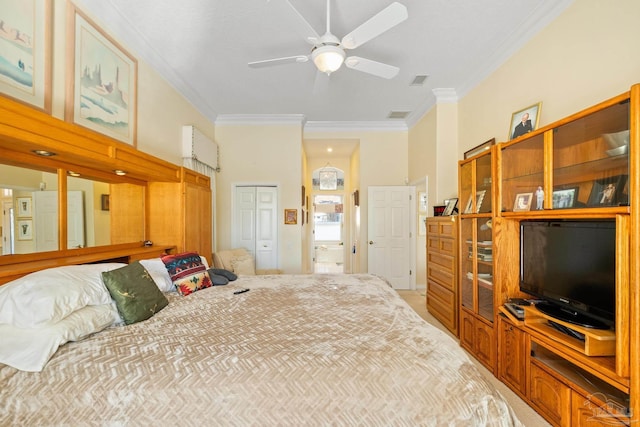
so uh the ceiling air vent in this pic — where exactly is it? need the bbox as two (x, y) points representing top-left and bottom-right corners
(410, 75), (429, 86)
(388, 111), (410, 119)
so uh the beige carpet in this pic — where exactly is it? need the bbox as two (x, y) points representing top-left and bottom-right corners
(397, 289), (551, 427)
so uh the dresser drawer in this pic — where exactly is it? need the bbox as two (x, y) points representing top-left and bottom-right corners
(437, 220), (456, 238)
(427, 280), (456, 332)
(428, 264), (455, 291)
(427, 251), (456, 273)
(438, 238), (456, 256)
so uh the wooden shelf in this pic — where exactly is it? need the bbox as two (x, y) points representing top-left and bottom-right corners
(523, 305), (615, 356)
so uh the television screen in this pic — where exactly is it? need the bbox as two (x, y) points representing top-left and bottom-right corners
(519, 219), (616, 329)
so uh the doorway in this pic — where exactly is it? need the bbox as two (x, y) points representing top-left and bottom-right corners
(313, 194), (344, 273)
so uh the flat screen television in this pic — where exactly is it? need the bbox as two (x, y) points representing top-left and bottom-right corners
(519, 219), (616, 330)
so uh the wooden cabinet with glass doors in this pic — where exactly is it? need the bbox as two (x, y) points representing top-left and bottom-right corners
(458, 149), (496, 372)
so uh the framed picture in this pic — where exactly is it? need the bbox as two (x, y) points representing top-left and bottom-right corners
(301, 209), (305, 226)
(463, 194), (474, 214)
(509, 102), (542, 140)
(588, 174), (628, 206)
(464, 138), (495, 159)
(284, 209), (297, 225)
(475, 190), (486, 212)
(442, 198), (458, 216)
(463, 191), (485, 214)
(66, 4), (138, 146)
(552, 187), (579, 209)
(301, 185), (305, 206)
(513, 192), (533, 212)
(101, 194), (110, 211)
(0, 0), (52, 113)
(16, 197), (32, 217)
(418, 192), (428, 212)
(17, 219), (33, 240)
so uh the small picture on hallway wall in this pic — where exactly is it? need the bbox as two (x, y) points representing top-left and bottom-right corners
(284, 209), (297, 225)
(509, 103), (541, 140)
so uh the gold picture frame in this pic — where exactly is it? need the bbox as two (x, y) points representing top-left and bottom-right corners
(509, 102), (542, 140)
(66, 3), (138, 146)
(284, 209), (297, 225)
(0, 0), (52, 113)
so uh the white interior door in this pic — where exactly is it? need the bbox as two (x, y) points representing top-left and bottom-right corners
(233, 186), (278, 270)
(2, 201), (13, 255)
(34, 191), (85, 251)
(367, 186), (415, 289)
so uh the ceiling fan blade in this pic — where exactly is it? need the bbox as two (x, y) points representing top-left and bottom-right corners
(341, 2), (408, 49)
(344, 56), (399, 79)
(248, 55), (309, 68)
(270, 0), (320, 45)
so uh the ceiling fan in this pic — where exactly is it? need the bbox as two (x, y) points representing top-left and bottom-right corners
(249, 0), (408, 79)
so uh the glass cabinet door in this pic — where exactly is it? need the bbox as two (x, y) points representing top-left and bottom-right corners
(552, 101), (629, 209)
(475, 218), (493, 322)
(460, 218), (474, 311)
(501, 134), (544, 213)
(475, 153), (492, 214)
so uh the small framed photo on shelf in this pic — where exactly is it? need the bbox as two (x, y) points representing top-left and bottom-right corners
(513, 192), (533, 212)
(587, 174), (628, 206)
(509, 102), (542, 140)
(464, 138), (495, 159)
(463, 191), (486, 214)
(442, 198), (458, 216)
(552, 187), (579, 209)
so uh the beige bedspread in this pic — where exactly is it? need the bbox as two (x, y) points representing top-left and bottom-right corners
(1, 274), (522, 426)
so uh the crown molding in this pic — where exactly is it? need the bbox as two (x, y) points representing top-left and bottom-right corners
(215, 114), (306, 126)
(432, 88), (458, 104)
(304, 121), (408, 133)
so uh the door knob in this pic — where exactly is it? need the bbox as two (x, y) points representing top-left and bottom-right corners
(369, 240), (374, 245)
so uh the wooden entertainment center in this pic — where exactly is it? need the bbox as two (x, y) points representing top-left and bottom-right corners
(453, 83), (640, 426)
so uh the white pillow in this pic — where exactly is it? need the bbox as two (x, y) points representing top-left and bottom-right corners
(0, 303), (118, 372)
(140, 256), (209, 293)
(0, 263), (125, 328)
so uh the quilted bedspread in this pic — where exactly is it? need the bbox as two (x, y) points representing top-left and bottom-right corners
(0, 274), (522, 426)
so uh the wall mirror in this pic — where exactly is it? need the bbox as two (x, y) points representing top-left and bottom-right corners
(0, 163), (145, 256)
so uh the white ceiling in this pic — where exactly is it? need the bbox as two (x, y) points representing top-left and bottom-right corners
(76, 0), (572, 133)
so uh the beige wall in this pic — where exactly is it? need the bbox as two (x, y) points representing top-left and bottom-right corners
(215, 124), (303, 273)
(459, 0), (640, 154)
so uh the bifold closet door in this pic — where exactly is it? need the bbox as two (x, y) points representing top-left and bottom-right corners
(234, 186), (278, 270)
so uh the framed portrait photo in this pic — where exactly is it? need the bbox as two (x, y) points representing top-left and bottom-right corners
(509, 102), (541, 140)
(66, 4), (137, 146)
(513, 192), (533, 212)
(0, 0), (52, 112)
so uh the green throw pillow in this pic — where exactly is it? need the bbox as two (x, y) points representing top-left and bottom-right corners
(102, 261), (169, 325)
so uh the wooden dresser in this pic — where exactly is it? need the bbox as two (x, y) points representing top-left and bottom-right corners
(426, 216), (459, 336)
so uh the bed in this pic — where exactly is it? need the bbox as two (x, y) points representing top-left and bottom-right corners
(0, 260), (522, 426)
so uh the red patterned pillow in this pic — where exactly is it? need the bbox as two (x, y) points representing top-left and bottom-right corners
(161, 252), (212, 296)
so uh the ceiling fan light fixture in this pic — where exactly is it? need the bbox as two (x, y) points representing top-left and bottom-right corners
(312, 45), (345, 74)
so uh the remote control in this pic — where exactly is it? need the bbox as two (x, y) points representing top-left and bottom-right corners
(233, 288), (250, 294)
(504, 302), (525, 320)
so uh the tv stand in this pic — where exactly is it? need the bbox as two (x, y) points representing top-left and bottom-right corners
(535, 301), (609, 330)
(522, 305), (616, 357)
